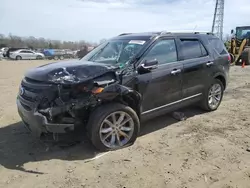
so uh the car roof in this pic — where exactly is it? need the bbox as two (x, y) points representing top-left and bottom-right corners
(112, 31), (216, 40)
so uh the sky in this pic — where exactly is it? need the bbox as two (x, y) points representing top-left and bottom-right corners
(0, 0), (250, 43)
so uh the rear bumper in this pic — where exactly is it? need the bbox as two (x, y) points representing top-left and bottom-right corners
(17, 96), (74, 137)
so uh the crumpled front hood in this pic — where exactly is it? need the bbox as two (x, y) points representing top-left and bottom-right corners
(25, 60), (117, 84)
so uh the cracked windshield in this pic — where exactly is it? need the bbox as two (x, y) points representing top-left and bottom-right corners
(1, 0), (250, 188)
(83, 39), (147, 68)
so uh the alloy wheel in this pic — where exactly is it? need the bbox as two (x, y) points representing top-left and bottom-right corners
(99, 111), (134, 149)
(208, 83), (222, 109)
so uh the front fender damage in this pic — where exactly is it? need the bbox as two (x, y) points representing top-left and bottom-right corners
(34, 71), (141, 135)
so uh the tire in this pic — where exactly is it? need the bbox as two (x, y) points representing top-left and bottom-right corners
(54, 56), (59, 60)
(36, 55), (43, 60)
(241, 48), (250, 65)
(87, 103), (140, 152)
(200, 79), (224, 111)
(16, 56), (22, 60)
(59, 56), (64, 60)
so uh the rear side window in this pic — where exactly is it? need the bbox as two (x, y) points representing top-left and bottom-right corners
(180, 39), (208, 60)
(21, 50), (33, 53)
(208, 38), (227, 55)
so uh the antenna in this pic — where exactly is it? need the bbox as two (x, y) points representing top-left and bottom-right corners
(212, 0), (225, 40)
(193, 25), (197, 32)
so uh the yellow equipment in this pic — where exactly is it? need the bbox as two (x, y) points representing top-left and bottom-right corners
(229, 26), (250, 65)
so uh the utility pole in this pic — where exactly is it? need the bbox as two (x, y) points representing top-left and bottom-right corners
(212, 0), (225, 40)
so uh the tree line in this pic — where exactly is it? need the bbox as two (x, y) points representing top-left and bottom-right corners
(0, 33), (100, 50)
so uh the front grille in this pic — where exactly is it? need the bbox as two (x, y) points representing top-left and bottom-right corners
(20, 101), (32, 111)
(22, 85), (42, 93)
(20, 77), (57, 106)
(21, 94), (35, 102)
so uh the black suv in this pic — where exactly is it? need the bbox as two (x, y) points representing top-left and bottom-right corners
(17, 31), (230, 151)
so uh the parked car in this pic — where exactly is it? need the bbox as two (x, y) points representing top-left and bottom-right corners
(42, 49), (75, 60)
(5, 47), (29, 58)
(10, 49), (45, 60)
(17, 31), (230, 151)
(0, 51), (3, 60)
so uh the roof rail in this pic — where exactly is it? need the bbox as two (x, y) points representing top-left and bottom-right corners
(194, 31), (214, 35)
(118, 33), (133, 36)
(160, 30), (171, 35)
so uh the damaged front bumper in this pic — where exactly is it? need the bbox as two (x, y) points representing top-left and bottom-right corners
(17, 96), (74, 137)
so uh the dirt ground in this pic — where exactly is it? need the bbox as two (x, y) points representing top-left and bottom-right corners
(0, 59), (250, 188)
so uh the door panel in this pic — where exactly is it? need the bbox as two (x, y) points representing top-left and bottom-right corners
(177, 38), (212, 98)
(138, 62), (183, 114)
(19, 51), (28, 59)
(181, 56), (211, 98)
(134, 37), (183, 114)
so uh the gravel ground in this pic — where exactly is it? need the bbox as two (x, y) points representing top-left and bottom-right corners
(0, 60), (250, 188)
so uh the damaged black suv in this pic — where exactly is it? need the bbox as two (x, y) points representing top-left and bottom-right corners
(17, 31), (230, 151)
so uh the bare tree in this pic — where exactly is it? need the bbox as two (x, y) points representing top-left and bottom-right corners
(0, 33), (95, 50)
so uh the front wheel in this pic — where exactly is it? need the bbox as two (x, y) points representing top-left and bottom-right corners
(200, 79), (224, 111)
(87, 103), (140, 152)
(16, 56), (22, 60)
(36, 55), (43, 60)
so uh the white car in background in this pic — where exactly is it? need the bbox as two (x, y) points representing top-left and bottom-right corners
(10, 49), (45, 60)
(0, 51), (3, 60)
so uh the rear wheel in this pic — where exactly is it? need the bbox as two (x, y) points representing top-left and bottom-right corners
(200, 79), (224, 111)
(16, 56), (22, 60)
(87, 103), (140, 151)
(54, 56), (59, 60)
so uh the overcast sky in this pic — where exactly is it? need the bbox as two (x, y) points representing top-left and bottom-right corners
(0, 0), (249, 43)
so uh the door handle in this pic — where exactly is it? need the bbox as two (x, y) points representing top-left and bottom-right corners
(206, 61), (214, 66)
(171, 69), (181, 75)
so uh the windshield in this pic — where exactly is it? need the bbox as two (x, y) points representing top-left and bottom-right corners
(81, 39), (147, 67)
(236, 27), (250, 39)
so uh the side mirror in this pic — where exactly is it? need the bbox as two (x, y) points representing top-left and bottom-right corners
(140, 59), (158, 70)
(231, 29), (234, 34)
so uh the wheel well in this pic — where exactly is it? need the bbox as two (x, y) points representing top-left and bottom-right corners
(121, 94), (141, 117)
(215, 75), (226, 89)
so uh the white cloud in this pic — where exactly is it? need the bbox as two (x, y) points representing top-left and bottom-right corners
(0, 0), (249, 42)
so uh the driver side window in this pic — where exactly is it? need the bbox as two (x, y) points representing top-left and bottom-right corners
(143, 39), (177, 65)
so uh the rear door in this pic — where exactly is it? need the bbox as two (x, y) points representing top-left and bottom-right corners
(25, 50), (36, 59)
(176, 37), (212, 99)
(19, 50), (29, 59)
(136, 37), (183, 115)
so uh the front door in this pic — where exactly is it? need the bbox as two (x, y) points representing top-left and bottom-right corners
(136, 37), (183, 116)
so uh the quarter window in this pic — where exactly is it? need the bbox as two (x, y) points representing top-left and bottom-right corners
(143, 39), (177, 65)
(208, 38), (227, 55)
(180, 39), (208, 60)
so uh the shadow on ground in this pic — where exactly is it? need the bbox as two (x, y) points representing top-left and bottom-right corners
(0, 106), (206, 174)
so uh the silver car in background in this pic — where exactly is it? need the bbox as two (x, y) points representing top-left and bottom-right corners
(9, 49), (45, 60)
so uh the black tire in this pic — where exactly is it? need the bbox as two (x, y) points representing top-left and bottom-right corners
(16, 56), (22, 60)
(54, 56), (59, 60)
(59, 56), (64, 60)
(36, 55), (43, 60)
(200, 79), (224, 111)
(87, 103), (140, 152)
(241, 48), (250, 65)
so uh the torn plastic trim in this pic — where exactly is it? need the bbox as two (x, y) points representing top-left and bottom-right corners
(34, 111), (74, 133)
